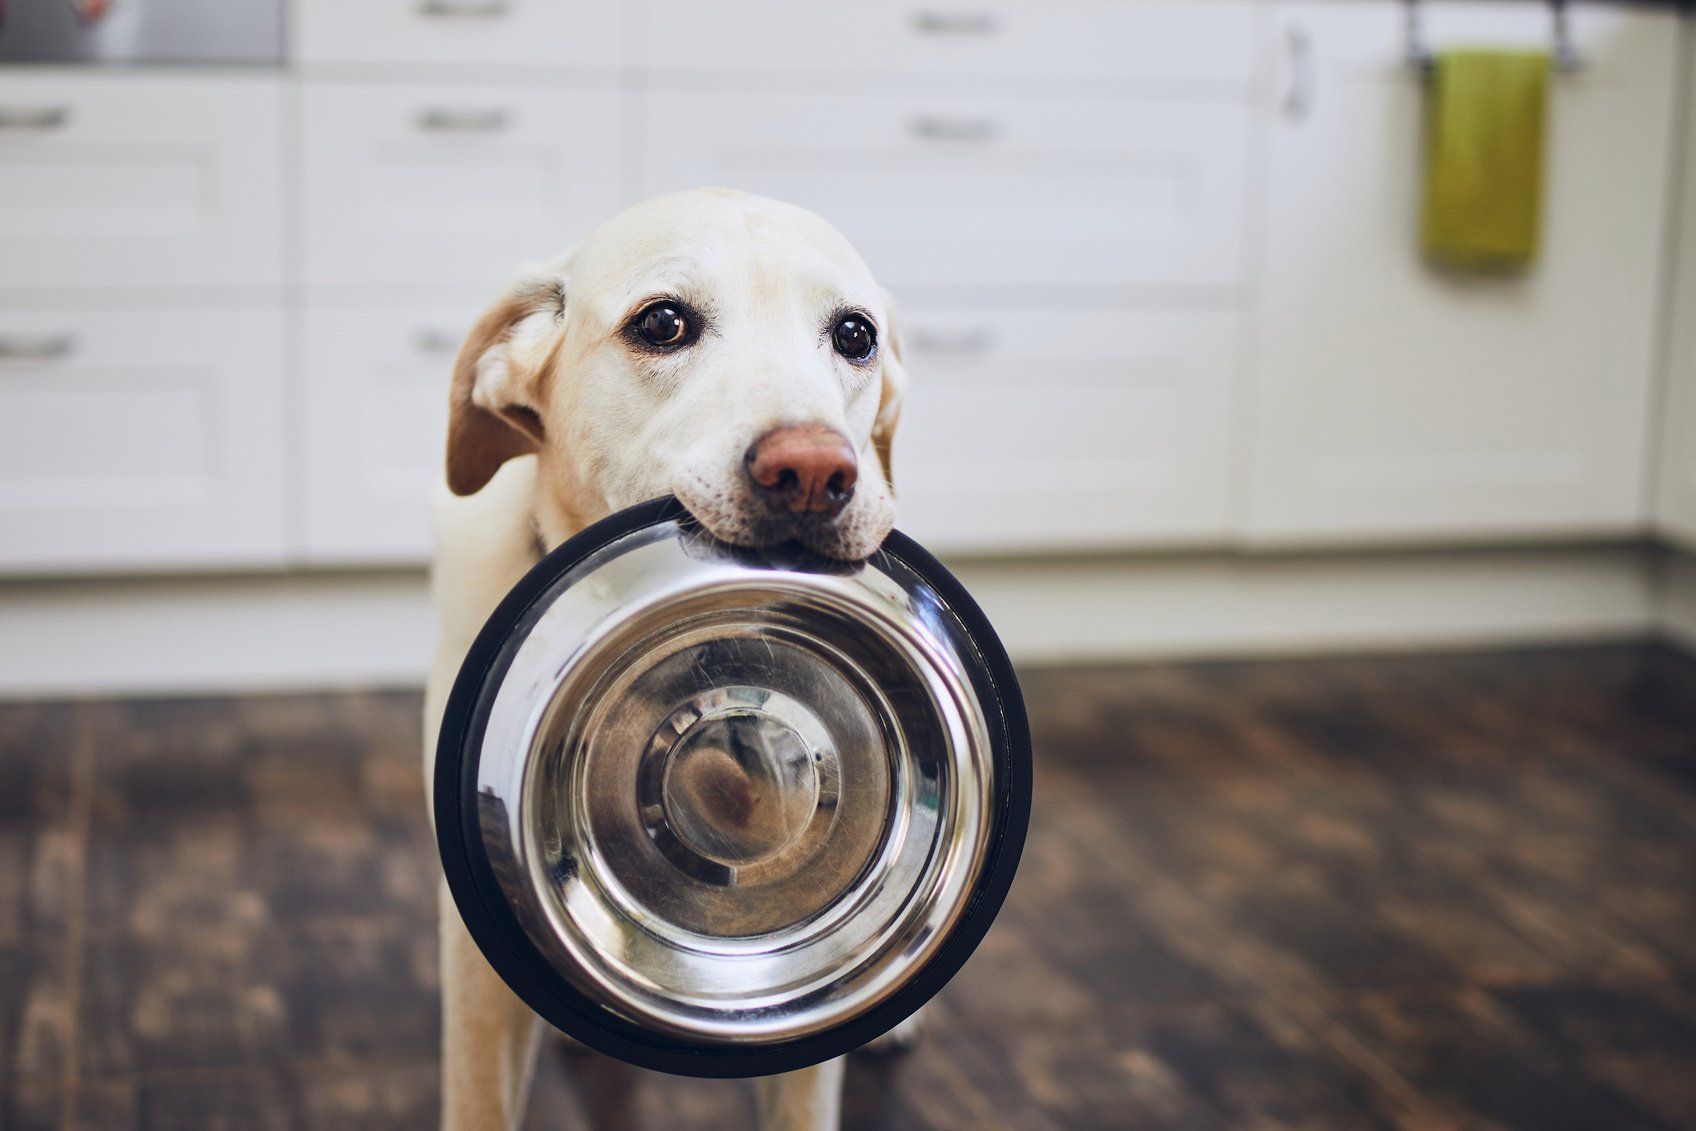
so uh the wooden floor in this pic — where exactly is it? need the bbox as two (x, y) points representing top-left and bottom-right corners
(2, 643), (1695, 1130)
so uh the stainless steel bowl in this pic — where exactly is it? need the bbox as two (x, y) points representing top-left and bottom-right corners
(435, 497), (1029, 1077)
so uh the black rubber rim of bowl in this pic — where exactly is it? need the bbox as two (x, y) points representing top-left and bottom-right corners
(434, 496), (1032, 1079)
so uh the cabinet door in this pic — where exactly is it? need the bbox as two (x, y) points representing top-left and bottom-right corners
(301, 309), (465, 564)
(892, 308), (1238, 552)
(0, 311), (287, 573)
(294, 0), (621, 71)
(637, 91), (1251, 293)
(0, 73), (281, 289)
(636, 0), (1254, 89)
(1245, 3), (1678, 544)
(1653, 21), (1696, 554)
(300, 83), (622, 289)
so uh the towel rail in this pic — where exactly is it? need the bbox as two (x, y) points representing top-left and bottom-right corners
(1404, 0), (1582, 74)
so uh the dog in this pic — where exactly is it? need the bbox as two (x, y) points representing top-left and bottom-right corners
(422, 188), (910, 1130)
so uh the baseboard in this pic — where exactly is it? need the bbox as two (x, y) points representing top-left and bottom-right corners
(0, 543), (1668, 699)
(0, 570), (435, 700)
(952, 544), (1658, 665)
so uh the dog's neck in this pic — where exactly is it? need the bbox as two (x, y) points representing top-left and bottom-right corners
(526, 459), (606, 563)
(526, 515), (549, 563)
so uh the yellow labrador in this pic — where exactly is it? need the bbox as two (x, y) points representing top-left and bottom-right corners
(423, 188), (909, 1131)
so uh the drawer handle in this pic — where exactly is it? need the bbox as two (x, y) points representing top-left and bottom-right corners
(416, 107), (510, 133)
(1283, 25), (1315, 121)
(414, 329), (463, 354)
(911, 10), (1000, 36)
(908, 327), (994, 355)
(0, 106), (70, 130)
(0, 334), (76, 361)
(909, 114), (1000, 143)
(416, 0), (509, 16)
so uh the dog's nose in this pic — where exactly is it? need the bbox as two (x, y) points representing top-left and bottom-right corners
(745, 425), (858, 519)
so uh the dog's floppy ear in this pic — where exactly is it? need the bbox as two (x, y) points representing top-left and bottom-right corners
(445, 255), (572, 496)
(872, 288), (908, 492)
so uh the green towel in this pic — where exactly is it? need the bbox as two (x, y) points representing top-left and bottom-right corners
(1420, 50), (1551, 272)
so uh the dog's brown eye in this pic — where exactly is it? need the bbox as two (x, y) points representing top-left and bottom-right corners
(832, 316), (876, 362)
(635, 303), (690, 348)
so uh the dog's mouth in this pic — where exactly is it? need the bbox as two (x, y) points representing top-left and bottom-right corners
(698, 509), (873, 563)
(672, 477), (889, 565)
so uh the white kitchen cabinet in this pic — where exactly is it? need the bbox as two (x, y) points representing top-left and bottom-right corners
(299, 82), (622, 289)
(636, 0), (1255, 90)
(1663, 331), (1696, 553)
(638, 90), (1253, 294)
(0, 72), (282, 290)
(300, 308), (467, 564)
(294, 0), (622, 72)
(1653, 20), (1696, 555)
(893, 308), (1239, 552)
(297, 301), (1246, 563)
(0, 310), (287, 573)
(1244, 2), (1679, 545)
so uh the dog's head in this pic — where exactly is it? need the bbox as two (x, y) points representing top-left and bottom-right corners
(445, 188), (906, 562)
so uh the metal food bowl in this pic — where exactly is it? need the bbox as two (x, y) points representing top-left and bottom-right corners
(435, 497), (1030, 1078)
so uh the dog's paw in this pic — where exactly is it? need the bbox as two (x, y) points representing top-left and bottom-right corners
(855, 1011), (924, 1058)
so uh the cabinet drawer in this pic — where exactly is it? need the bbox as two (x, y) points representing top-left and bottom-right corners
(891, 308), (1238, 552)
(301, 309), (464, 564)
(294, 0), (622, 70)
(301, 83), (622, 288)
(637, 0), (1255, 88)
(639, 92), (1251, 292)
(0, 310), (287, 573)
(0, 74), (282, 290)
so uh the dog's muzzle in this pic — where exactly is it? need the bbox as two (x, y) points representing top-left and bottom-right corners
(434, 497), (1030, 1078)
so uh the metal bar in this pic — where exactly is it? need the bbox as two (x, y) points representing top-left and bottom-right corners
(0, 106), (70, 130)
(910, 11), (999, 36)
(907, 327), (995, 355)
(416, 0), (508, 17)
(0, 334), (76, 361)
(416, 107), (510, 132)
(414, 330), (463, 355)
(909, 114), (1000, 143)
(1405, 0), (1583, 75)
(1551, 0), (1581, 70)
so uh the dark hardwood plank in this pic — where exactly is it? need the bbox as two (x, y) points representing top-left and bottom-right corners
(0, 1076), (62, 1131)
(0, 940), (71, 1089)
(0, 703), (77, 945)
(76, 919), (439, 1079)
(1331, 982), (1696, 1131)
(1, 645), (1694, 1129)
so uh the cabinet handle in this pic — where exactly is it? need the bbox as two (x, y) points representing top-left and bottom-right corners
(911, 10), (1000, 36)
(1283, 25), (1314, 121)
(908, 327), (994, 355)
(416, 0), (508, 16)
(416, 107), (509, 133)
(0, 106), (70, 130)
(0, 334), (76, 361)
(414, 329), (463, 354)
(909, 114), (1001, 143)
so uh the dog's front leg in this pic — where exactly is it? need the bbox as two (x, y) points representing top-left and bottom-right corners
(754, 1058), (847, 1131)
(440, 884), (544, 1131)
